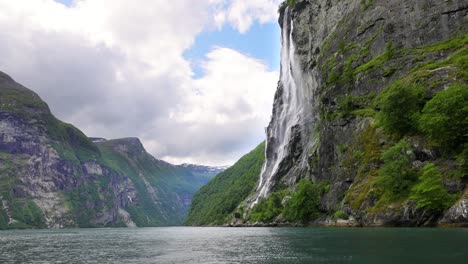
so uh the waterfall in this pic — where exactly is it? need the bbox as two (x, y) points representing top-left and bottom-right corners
(252, 6), (313, 205)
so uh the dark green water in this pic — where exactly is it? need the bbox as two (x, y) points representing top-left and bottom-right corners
(0, 227), (466, 263)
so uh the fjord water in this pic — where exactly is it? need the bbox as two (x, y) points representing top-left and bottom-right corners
(1, 227), (467, 263)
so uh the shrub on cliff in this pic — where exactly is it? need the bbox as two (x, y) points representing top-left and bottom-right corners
(419, 84), (467, 150)
(375, 81), (426, 137)
(410, 163), (455, 212)
(377, 139), (417, 198)
(283, 180), (321, 223)
(250, 190), (289, 222)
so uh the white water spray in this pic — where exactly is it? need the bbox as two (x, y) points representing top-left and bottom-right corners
(252, 7), (317, 205)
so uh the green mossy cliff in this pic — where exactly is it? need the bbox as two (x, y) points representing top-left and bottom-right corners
(0, 72), (215, 229)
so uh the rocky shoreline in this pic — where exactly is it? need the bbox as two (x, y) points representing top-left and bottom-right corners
(223, 220), (468, 228)
(223, 199), (468, 228)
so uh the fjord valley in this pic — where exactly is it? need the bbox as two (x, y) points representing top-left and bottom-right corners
(1, 0), (467, 263)
(0, 0), (467, 231)
(0, 71), (225, 229)
(187, 0), (468, 227)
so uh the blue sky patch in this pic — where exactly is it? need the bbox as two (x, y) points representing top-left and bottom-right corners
(53, 0), (281, 78)
(184, 21), (281, 78)
(55, 0), (73, 7)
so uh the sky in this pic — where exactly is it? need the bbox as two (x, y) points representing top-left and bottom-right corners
(0, 0), (282, 166)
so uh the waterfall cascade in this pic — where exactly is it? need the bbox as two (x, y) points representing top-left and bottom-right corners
(252, 7), (317, 205)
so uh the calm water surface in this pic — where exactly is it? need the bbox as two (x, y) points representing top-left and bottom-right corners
(0, 227), (467, 263)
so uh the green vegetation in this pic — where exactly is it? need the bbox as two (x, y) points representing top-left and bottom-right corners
(0, 85), (49, 117)
(184, 30), (467, 226)
(326, 68), (340, 86)
(287, 0), (296, 6)
(60, 138), (213, 227)
(10, 200), (46, 228)
(0, 81), (100, 163)
(250, 189), (289, 222)
(419, 84), (468, 149)
(283, 180), (321, 223)
(2, 6), (467, 230)
(407, 34), (468, 71)
(0, 198), (46, 229)
(322, 32), (386, 89)
(322, 33), (467, 97)
(355, 41), (394, 75)
(332, 210), (349, 220)
(99, 142), (167, 226)
(97, 139), (208, 227)
(321, 32), (338, 57)
(2, 76), (210, 228)
(375, 81), (426, 137)
(343, 125), (383, 210)
(185, 142), (265, 225)
(377, 140), (416, 199)
(46, 117), (100, 162)
(0, 147), (47, 229)
(66, 177), (124, 228)
(249, 179), (325, 224)
(360, 0), (376, 11)
(278, 0), (296, 13)
(410, 163), (456, 212)
(348, 36), (468, 212)
(323, 93), (376, 121)
(341, 45), (467, 210)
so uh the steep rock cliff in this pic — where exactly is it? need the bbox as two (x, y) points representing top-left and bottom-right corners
(250, 0), (468, 226)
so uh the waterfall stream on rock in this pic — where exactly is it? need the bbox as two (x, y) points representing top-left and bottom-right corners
(253, 7), (309, 204)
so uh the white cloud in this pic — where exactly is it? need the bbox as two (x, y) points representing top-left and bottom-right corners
(162, 47), (278, 165)
(214, 0), (283, 33)
(0, 0), (279, 165)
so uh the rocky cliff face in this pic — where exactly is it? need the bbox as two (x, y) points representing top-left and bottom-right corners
(0, 72), (214, 229)
(248, 0), (467, 226)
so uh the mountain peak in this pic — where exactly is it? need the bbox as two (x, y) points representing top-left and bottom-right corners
(97, 137), (146, 156)
(0, 71), (51, 117)
(0, 71), (36, 93)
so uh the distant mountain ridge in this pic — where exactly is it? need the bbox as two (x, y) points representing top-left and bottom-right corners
(178, 163), (229, 178)
(0, 71), (218, 229)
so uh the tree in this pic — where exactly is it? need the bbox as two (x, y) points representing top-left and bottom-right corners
(378, 140), (417, 197)
(283, 180), (321, 223)
(419, 84), (468, 149)
(410, 163), (455, 212)
(375, 81), (426, 137)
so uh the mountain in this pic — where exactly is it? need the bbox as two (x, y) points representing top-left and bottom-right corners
(188, 0), (467, 227)
(0, 72), (212, 229)
(178, 164), (229, 179)
(185, 142), (264, 226)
